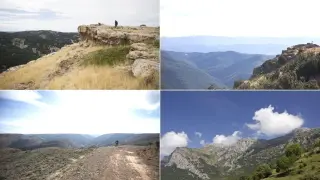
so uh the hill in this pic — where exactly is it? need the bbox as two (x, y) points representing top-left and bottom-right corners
(0, 133), (159, 150)
(161, 128), (320, 180)
(235, 43), (320, 89)
(161, 51), (226, 89)
(0, 31), (79, 72)
(0, 24), (160, 89)
(161, 50), (272, 88)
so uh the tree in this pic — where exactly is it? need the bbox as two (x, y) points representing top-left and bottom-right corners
(285, 143), (302, 161)
(276, 156), (291, 172)
(252, 164), (272, 180)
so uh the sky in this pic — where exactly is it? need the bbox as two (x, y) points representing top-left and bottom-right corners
(160, 91), (320, 156)
(0, 90), (160, 134)
(0, 0), (159, 32)
(161, 0), (320, 37)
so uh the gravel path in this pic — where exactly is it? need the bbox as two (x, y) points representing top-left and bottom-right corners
(47, 146), (155, 180)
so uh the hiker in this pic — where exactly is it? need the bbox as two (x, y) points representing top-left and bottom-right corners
(115, 140), (119, 146)
(115, 20), (118, 28)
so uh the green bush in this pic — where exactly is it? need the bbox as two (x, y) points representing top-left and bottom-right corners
(277, 156), (291, 172)
(251, 164), (272, 180)
(285, 143), (303, 159)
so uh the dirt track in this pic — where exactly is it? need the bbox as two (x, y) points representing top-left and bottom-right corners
(46, 146), (158, 180)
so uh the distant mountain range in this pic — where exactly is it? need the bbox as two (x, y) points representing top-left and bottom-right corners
(161, 128), (320, 180)
(161, 50), (273, 89)
(161, 36), (320, 55)
(0, 133), (159, 150)
(0, 30), (79, 72)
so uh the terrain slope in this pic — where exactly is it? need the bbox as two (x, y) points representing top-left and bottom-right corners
(235, 43), (320, 89)
(0, 145), (159, 180)
(0, 24), (159, 89)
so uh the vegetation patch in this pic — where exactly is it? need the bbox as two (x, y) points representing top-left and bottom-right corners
(82, 46), (130, 66)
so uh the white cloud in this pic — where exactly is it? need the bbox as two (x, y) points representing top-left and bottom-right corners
(0, 0), (159, 32)
(246, 105), (304, 137)
(213, 131), (241, 146)
(0, 90), (48, 108)
(0, 90), (160, 134)
(161, 0), (320, 37)
(161, 131), (188, 156)
(200, 140), (206, 146)
(195, 131), (202, 138)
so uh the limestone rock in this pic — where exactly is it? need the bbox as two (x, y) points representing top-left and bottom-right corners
(132, 59), (159, 78)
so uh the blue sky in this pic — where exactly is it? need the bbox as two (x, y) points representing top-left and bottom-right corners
(161, 0), (320, 37)
(0, 90), (160, 134)
(0, 0), (159, 32)
(160, 91), (320, 156)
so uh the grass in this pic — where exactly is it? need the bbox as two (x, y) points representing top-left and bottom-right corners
(47, 65), (158, 90)
(264, 153), (320, 180)
(82, 46), (131, 66)
(0, 43), (159, 90)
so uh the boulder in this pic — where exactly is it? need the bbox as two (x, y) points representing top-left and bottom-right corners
(132, 59), (159, 78)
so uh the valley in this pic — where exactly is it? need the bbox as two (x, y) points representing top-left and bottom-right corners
(0, 133), (159, 180)
(161, 42), (320, 90)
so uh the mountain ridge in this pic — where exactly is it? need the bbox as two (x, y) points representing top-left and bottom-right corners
(161, 128), (320, 180)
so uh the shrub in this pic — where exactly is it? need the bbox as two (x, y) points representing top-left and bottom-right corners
(252, 164), (272, 179)
(277, 156), (291, 172)
(285, 143), (303, 159)
(297, 169), (304, 174)
(312, 165), (316, 170)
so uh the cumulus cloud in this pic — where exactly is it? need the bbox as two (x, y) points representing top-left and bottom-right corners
(195, 131), (202, 138)
(161, 131), (188, 156)
(246, 105), (304, 137)
(212, 131), (241, 146)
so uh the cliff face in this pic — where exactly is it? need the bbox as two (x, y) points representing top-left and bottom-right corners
(77, 24), (159, 45)
(0, 24), (160, 90)
(234, 43), (320, 89)
(161, 128), (320, 180)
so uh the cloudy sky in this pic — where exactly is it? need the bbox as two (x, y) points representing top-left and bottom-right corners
(0, 90), (160, 134)
(161, 91), (320, 157)
(161, 0), (320, 37)
(0, 0), (159, 32)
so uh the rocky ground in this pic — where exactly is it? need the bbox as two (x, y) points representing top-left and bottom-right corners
(234, 43), (320, 89)
(0, 145), (159, 180)
(0, 24), (159, 90)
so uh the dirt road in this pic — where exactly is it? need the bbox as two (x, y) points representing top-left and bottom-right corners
(47, 146), (158, 180)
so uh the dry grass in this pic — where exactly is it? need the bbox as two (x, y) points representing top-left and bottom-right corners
(47, 65), (157, 90)
(0, 43), (159, 90)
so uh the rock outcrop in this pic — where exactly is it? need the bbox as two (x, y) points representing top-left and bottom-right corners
(252, 43), (320, 78)
(78, 24), (159, 45)
(235, 43), (320, 89)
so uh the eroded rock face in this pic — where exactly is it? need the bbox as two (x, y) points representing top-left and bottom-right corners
(77, 24), (159, 45)
(252, 43), (320, 78)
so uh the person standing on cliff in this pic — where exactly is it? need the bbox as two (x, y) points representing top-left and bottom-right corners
(115, 20), (118, 28)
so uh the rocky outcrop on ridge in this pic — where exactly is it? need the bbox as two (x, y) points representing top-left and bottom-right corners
(234, 43), (320, 89)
